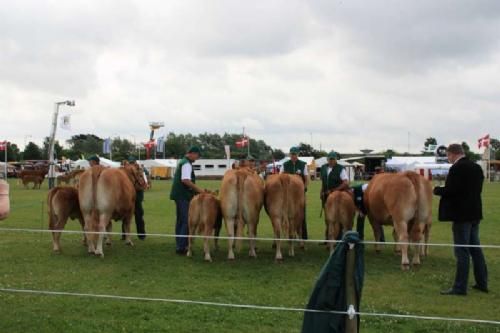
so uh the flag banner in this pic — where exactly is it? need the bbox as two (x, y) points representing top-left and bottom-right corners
(478, 134), (490, 149)
(60, 114), (71, 130)
(224, 145), (230, 159)
(156, 137), (164, 153)
(143, 140), (155, 149)
(235, 137), (248, 148)
(0, 141), (7, 152)
(103, 138), (112, 154)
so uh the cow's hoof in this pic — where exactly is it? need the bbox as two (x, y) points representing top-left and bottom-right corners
(125, 241), (134, 247)
(401, 263), (410, 271)
(227, 253), (235, 260)
(105, 242), (112, 246)
(204, 255), (212, 262)
(275, 257), (283, 263)
(52, 249), (61, 254)
(94, 251), (104, 258)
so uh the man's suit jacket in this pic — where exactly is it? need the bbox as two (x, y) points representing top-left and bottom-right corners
(434, 157), (484, 222)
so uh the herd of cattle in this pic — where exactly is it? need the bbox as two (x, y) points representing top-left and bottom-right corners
(47, 164), (433, 269)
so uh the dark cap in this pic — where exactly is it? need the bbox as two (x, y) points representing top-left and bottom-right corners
(187, 146), (201, 155)
(128, 156), (137, 163)
(289, 147), (299, 154)
(327, 151), (338, 160)
(87, 155), (100, 163)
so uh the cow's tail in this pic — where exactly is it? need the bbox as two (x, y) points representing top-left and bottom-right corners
(236, 171), (246, 232)
(404, 171), (424, 223)
(279, 174), (290, 237)
(90, 166), (104, 229)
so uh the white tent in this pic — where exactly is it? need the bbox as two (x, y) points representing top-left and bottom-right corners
(139, 159), (178, 168)
(73, 157), (121, 169)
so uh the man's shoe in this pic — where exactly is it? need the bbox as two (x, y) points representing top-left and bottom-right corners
(472, 285), (489, 293)
(175, 249), (187, 255)
(440, 288), (466, 296)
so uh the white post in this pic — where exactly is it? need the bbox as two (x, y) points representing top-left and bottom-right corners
(4, 143), (7, 180)
(48, 103), (60, 189)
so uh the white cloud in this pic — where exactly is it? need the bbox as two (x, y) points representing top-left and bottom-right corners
(1, 0), (499, 154)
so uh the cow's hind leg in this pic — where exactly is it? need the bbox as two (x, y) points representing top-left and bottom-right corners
(203, 225), (213, 262)
(122, 216), (134, 247)
(393, 221), (410, 270)
(105, 223), (113, 246)
(248, 222), (257, 258)
(94, 215), (109, 257)
(410, 221), (424, 267)
(225, 218), (236, 260)
(271, 217), (283, 261)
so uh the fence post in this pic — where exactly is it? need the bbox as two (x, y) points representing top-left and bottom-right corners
(345, 242), (358, 332)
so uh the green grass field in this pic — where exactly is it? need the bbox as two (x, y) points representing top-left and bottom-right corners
(0, 179), (499, 333)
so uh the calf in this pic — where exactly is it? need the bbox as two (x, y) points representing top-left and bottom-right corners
(187, 191), (222, 262)
(324, 190), (356, 254)
(47, 186), (85, 252)
(264, 173), (305, 260)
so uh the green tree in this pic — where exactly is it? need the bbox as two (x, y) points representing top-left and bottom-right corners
(424, 137), (437, 148)
(23, 142), (43, 160)
(5, 143), (20, 162)
(272, 149), (285, 160)
(384, 149), (397, 159)
(461, 141), (480, 162)
(490, 138), (500, 160)
(66, 134), (103, 159)
(42, 137), (64, 160)
(110, 137), (135, 161)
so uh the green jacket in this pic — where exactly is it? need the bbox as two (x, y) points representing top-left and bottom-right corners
(283, 159), (307, 182)
(170, 157), (196, 201)
(302, 231), (364, 333)
(320, 164), (344, 191)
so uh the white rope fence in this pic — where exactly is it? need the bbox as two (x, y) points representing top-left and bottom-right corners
(1, 227), (500, 249)
(0, 287), (499, 326)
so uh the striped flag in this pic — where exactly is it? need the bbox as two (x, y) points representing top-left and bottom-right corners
(0, 141), (7, 152)
(156, 137), (165, 153)
(103, 138), (112, 154)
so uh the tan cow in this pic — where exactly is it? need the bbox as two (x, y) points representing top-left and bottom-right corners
(364, 171), (432, 269)
(0, 180), (10, 220)
(220, 167), (264, 260)
(264, 173), (305, 260)
(78, 165), (138, 257)
(47, 186), (85, 252)
(187, 191), (222, 262)
(324, 190), (356, 254)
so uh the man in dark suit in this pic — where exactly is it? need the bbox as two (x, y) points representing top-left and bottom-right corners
(434, 144), (488, 295)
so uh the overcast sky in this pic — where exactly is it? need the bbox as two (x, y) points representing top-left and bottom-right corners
(1, 0), (499, 154)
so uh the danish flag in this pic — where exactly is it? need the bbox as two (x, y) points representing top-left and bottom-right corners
(235, 137), (248, 148)
(478, 134), (490, 149)
(0, 141), (7, 152)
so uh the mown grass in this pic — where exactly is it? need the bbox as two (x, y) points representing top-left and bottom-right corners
(0, 178), (499, 333)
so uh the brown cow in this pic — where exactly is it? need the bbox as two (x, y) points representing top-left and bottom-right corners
(324, 190), (356, 254)
(220, 167), (264, 260)
(186, 191), (222, 262)
(47, 186), (85, 252)
(19, 169), (48, 189)
(364, 171), (432, 269)
(78, 165), (138, 257)
(264, 173), (305, 260)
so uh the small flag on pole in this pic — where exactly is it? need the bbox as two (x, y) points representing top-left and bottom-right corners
(103, 138), (112, 154)
(60, 114), (71, 130)
(156, 137), (165, 153)
(224, 145), (230, 159)
(478, 134), (490, 149)
(235, 137), (248, 148)
(0, 141), (7, 152)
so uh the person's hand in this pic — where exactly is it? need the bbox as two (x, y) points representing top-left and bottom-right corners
(433, 186), (443, 196)
(304, 187), (308, 193)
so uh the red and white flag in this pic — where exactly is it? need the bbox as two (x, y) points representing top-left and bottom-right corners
(235, 137), (248, 148)
(0, 141), (8, 152)
(478, 134), (490, 149)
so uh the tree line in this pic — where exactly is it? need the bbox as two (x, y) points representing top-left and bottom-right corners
(3, 134), (490, 162)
